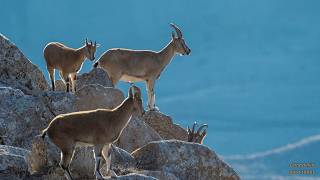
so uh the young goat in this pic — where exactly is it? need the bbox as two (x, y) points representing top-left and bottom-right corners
(44, 39), (98, 92)
(40, 86), (144, 180)
(187, 122), (208, 144)
(93, 23), (191, 110)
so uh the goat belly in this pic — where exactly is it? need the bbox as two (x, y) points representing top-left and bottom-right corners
(120, 74), (144, 82)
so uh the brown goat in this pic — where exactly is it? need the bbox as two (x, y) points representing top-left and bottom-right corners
(44, 39), (98, 92)
(40, 86), (144, 180)
(94, 23), (191, 110)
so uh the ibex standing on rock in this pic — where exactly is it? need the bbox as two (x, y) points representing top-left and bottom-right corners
(40, 86), (144, 180)
(44, 39), (98, 92)
(94, 23), (191, 110)
(187, 122), (208, 144)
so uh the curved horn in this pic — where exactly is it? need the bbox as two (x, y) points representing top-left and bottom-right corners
(170, 23), (183, 38)
(192, 121), (197, 133)
(196, 124), (208, 134)
(94, 41), (97, 47)
(89, 40), (93, 45)
(85, 38), (88, 45)
(128, 86), (133, 98)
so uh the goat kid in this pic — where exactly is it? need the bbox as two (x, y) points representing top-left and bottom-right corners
(44, 39), (98, 92)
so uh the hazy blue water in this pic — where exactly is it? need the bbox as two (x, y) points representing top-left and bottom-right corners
(2, 0), (320, 178)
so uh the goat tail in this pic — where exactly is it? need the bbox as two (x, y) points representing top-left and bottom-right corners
(93, 61), (99, 68)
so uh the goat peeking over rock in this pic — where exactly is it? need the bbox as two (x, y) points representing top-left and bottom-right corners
(187, 122), (208, 144)
(44, 39), (99, 92)
(40, 86), (144, 180)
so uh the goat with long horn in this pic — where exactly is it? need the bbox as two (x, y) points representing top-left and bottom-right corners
(93, 23), (191, 110)
(187, 122), (208, 144)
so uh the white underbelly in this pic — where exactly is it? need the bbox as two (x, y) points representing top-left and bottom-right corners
(120, 74), (145, 83)
(75, 142), (94, 148)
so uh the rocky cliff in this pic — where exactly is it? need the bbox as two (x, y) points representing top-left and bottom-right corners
(0, 34), (240, 180)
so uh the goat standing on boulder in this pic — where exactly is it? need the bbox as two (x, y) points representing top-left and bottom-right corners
(44, 39), (98, 92)
(40, 86), (144, 180)
(93, 23), (191, 110)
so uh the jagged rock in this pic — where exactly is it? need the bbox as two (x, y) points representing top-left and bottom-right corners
(0, 34), (48, 95)
(136, 170), (179, 180)
(106, 173), (157, 180)
(116, 116), (162, 153)
(0, 145), (35, 180)
(54, 68), (113, 91)
(132, 140), (240, 180)
(110, 145), (136, 172)
(41, 91), (75, 116)
(77, 67), (113, 90)
(142, 111), (188, 141)
(0, 87), (53, 149)
(75, 84), (124, 111)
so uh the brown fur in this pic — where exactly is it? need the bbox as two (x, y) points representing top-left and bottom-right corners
(41, 86), (144, 179)
(95, 24), (191, 110)
(43, 39), (98, 92)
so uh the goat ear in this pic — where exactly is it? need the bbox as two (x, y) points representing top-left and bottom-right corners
(128, 86), (133, 98)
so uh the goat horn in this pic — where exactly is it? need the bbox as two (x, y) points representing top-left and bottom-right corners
(90, 40), (92, 45)
(196, 124), (208, 134)
(192, 122), (197, 133)
(94, 41), (97, 46)
(170, 23), (183, 38)
(85, 38), (88, 45)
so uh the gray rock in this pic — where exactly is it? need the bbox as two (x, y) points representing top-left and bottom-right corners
(110, 145), (137, 172)
(116, 116), (162, 153)
(107, 173), (157, 180)
(142, 111), (188, 141)
(41, 91), (76, 116)
(77, 67), (113, 90)
(0, 87), (53, 148)
(75, 84), (124, 111)
(0, 145), (35, 180)
(137, 170), (179, 180)
(0, 34), (48, 95)
(132, 140), (240, 180)
(54, 67), (113, 91)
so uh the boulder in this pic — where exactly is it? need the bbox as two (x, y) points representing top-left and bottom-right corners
(142, 111), (188, 141)
(106, 173), (157, 180)
(0, 87), (54, 149)
(76, 67), (113, 89)
(41, 91), (75, 116)
(0, 145), (37, 180)
(136, 170), (179, 180)
(54, 67), (113, 91)
(0, 34), (48, 95)
(109, 145), (137, 173)
(132, 140), (240, 180)
(116, 116), (162, 153)
(74, 84), (124, 111)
